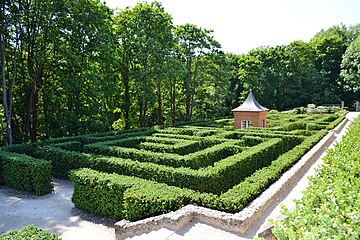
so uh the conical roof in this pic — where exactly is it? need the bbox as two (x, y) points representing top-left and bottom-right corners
(232, 90), (269, 112)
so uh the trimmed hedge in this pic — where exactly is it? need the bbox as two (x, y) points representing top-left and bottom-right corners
(52, 141), (83, 151)
(123, 182), (219, 221)
(70, 168), (145, 219)
(82, 138), (242, 170)
(0, 151), (53, 195)
(326, 115), (345, 130)
(220, 129), (328, 212)
(0, 225), (60, 240)
(20, 138), (281, 194)
(42, 127), (156, 145)
(70, 168), (218, 221)
(28, 146), (95, 179)
(140, 140), (203, 155)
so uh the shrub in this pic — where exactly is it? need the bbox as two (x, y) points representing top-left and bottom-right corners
(70, 168), (147, 219)
(139, 139), (203, 155)
(71, 168), (218, 221)
(0, 151), (53, 195)
(220, 129), (328, 212)
(326, 115), (345, 130)
(51, 141), (83, 151)
(29, 146), (94, 179)
(272, 116), (360, 239)
(0, 225), (60, 240)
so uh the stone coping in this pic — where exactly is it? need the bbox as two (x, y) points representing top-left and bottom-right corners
(114, 118), (348, 240)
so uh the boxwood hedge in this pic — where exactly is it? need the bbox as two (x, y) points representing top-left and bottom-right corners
(0, 151), (53, 195)
(0, 225), (60, 240)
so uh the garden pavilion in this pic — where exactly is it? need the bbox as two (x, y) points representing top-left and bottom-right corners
(232, 90), (269, 129)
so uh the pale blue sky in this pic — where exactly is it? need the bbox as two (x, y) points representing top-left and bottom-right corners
(104, 0), (360, 54)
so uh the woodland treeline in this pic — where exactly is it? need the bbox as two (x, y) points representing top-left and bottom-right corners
(1, 0), (360, 145)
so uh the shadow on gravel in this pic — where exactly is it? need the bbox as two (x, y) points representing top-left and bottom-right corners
(0, 178), (116, 238)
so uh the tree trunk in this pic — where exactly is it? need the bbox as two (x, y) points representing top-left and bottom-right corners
(185, 62), (192, 122)
(123, 66), (130, 129)
(26, 55), (43, 142)
(138, 96), (147, 127)
(170, 78), (176, 125)
(156, 79), (163, 125)
(189, 61), (200, 122)
(27, 80), (41, 142)
(0, 0), (12, 145)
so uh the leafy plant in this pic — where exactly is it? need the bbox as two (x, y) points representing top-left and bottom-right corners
(0, 225), (60, 240)
(272, 116), (360, 239)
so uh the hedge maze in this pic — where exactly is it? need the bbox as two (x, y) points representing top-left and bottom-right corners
(0, 113), (344, 221)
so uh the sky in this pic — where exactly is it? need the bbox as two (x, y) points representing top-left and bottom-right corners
(104, 0), (360, 54)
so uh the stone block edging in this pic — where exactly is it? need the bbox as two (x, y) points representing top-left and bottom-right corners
(115, 118), (348, 240)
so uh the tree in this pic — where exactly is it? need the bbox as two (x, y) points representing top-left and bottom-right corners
(340, 35), (360, 103)
(51, 0), (116, 136)
(114, 2), (174, 127)
(175, 23), (221, 122)
(310, 25), (351, 103)
(236, 42), (318, 110)
(225, 53), (242, 110)
(282, 41), (318, 108)
(0, 0), (13, 145)
(0, 0), (117, 143)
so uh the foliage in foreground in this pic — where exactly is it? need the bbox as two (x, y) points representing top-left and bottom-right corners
(0, 225), (60, 240)
(272, 115), (360, 239)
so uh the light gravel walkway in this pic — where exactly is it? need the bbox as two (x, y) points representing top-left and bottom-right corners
(0, 179), (115, 240)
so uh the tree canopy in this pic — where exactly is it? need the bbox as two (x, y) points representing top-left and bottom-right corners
(0, 0), (359, 145)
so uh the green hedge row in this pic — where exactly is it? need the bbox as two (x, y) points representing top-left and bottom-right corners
(325, 115), (345, 130)
(223, 131), (304, 151)
(2, 127), (160, 155)
(220, 129), (328, 212)
(273, 116), (359, 239)
(139, 140), (203, 155)
(9, 137), (283, 194)
(143, 136), (187, 145)
(82, 138), (243, 170)
(51, 141), (83, 151)
(0, 151), (53, 195)
(152, 132), (225, 144)
(102, 135), (215, 155)
(70, 168), (218, 221)
(70, 168), (146, 219)
(267, 114), (339, 131)
(0, 225), (60, 240)
(158, 127), (195, 136)
(41, 127), (155, 145)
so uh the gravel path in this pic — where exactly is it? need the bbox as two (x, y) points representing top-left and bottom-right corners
(0, 179), (115, 240)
